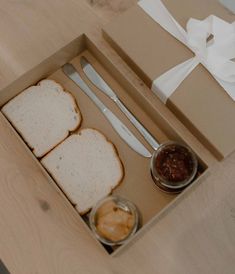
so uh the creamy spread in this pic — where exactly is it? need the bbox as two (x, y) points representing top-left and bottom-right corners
(95, 200), (135, 243)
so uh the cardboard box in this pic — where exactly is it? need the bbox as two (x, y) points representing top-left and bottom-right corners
(103, 0), (235, 160)
(0, 34), (210, 255)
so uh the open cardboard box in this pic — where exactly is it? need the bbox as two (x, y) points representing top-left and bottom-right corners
(0, 34), (211, 255)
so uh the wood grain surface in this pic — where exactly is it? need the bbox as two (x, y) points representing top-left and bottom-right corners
(0, 0), (99, 90)
(84, 0), (137, 21)
(0, 0), (234, 273)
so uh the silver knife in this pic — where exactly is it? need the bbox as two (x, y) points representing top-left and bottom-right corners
(80, 56), (160, 150)
(62, 63), (152, 158)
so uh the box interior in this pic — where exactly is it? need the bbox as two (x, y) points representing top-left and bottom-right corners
(0, 34), (208, 255)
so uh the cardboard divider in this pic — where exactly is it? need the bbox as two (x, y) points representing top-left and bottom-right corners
(0, 34), (208, 255)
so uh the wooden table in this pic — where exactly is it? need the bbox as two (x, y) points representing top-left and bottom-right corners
(0, 1), (234, 273)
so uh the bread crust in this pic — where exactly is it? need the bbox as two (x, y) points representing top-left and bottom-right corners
(77, 128), (124, 215)
(2, 79), (82, 158)
(41, 128), (124, 215)
(39, 79), (82, 132)
(34, 79), (83, 157)
(85, 128), (125, 192)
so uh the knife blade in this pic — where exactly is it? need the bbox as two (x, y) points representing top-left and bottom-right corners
(80, 56), (160, 150)
(0, 260), (10, 274)
(62, 63), (152, 158)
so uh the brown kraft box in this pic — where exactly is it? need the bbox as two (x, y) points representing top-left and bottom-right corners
(103, 0), (235, 159)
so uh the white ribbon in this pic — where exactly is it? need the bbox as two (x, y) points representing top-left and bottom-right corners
(138, 0), (235, 103)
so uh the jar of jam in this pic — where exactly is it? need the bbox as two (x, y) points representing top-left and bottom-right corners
(150, 142), (198, 193)
(89, 196), (139, 246)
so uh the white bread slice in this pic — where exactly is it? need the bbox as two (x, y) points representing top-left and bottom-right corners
(41, 128), (124, 214)
(2, 79), (81, 158)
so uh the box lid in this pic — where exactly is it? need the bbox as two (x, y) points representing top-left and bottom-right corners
(103, 0), (235, 159)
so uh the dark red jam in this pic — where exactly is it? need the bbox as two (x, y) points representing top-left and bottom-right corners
(155, 144), (195, 182)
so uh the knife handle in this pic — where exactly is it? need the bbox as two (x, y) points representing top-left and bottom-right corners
(114, 97), (160, 150)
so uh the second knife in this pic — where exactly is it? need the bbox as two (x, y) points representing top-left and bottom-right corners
(80, 56), (160, 150)
(62, 63), (151, 158)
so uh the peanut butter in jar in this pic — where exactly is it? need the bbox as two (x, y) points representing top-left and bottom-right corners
(89, 196), (139, 246)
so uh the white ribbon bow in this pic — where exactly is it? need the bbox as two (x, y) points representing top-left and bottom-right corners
(138, 0), (235, 103)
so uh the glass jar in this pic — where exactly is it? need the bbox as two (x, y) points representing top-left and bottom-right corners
(150, 141), (198, 193)
(89, 196), (139, 246)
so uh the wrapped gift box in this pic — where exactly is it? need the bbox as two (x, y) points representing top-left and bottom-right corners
(103, 0), (235, 159)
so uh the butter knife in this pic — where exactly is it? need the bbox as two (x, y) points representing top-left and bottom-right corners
(62, 63), (152, 158)
(80, 57), (159, 150)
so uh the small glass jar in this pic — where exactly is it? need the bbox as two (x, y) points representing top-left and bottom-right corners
(150, 141), (198, 193)
(89, 196), (139, 246)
